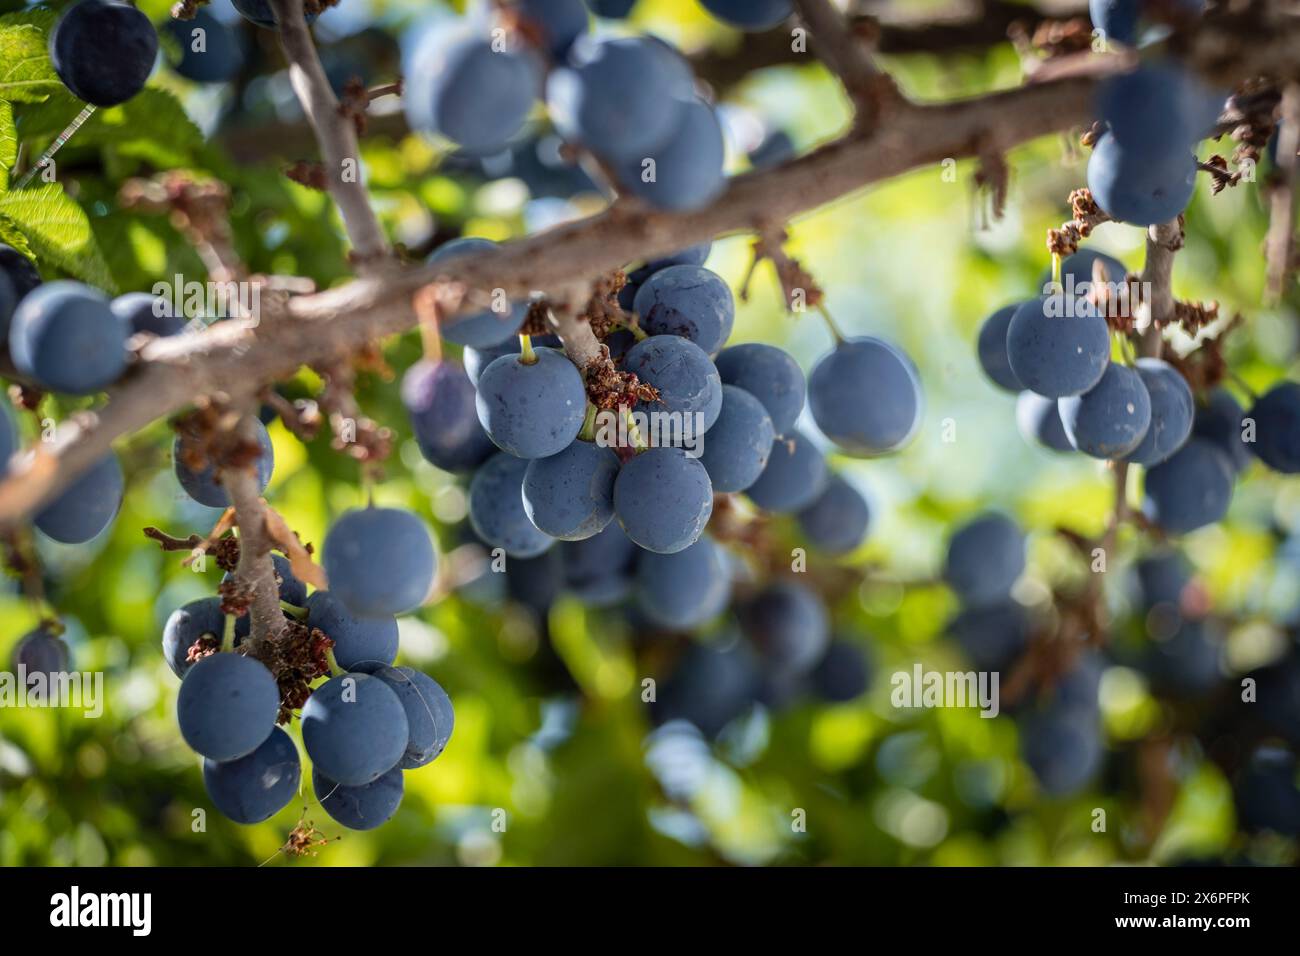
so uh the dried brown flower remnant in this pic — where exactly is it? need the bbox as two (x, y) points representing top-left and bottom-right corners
(262, 620), (335, 724)
(1029, 17), (1095, 58)
(337, 78), (370, 136)
(316, 361), (394, 464)
(210, 535), (241, 571)
(1094, 272), (1139, 335)
(218, 574), (253, 621)
(1222, 82), (1281, 168)
(707, 494), (772, 554)
(8, 383), (43, 413)
(1069, 189), (1104, 226)
(1047, 189), (1110, 258)
(119, 171), (242, 283)
(170, 0), (203, 21)
(1008, 14), (1093, 66)
(333, 414), (393, 463)
(1161, 312), (1241, 393)
(581, 272), (636, 341)
(1080, 121), (1106, 149)
(262, 391), (323, 443)
(186, 634), (219, 668)
(173, 405), (268, 496)
(742, 227), (825, 313)
(583, 344), (659, 412)
(1199, 156), (1242, 195)
(1172, 299), (1221, 334)
(279, 814), (339, 858)
(334, 78), (403, 136)
(285, 161), (329, 191)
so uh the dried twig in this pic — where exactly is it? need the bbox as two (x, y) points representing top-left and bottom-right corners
(268, 0), (389, 269)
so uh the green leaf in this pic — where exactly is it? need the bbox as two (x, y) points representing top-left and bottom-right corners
(0, 184), (114, 291)
(156, 26), (182, 69)
(0, 99), (15, 190)
(0, 11), (61, 104)
(17, 88), (203, 168)
(0, 8), (58, 32)
(97, 88), (204, 166)
(134, 0), (178, 21)
(0, 210), (34, 259)
(89, 212), (202, 295)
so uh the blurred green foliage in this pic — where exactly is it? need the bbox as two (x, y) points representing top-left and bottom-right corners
(0, 0), (1298, 867)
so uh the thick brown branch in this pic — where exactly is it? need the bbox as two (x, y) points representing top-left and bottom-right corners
(547, 299), (603, 369)
(0, 5), (1296, 528)
(1137, 218), (1186, 355)
(222, 415), (286, 650)
(289, 76), (1104, 315)
(0, 78), (1096, 526)
(0, 348), (235, 525)
(0, 78), (1196, 527)
(269, 0), (389, 269)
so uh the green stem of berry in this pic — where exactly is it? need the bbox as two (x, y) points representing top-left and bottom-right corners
(280, 600), (309, 621)
(624, 406), (648, 452)
(613, 316), (648, 341)
(579, 402), (598, 442)
(325, 646), (346, 677)
(1112, 331), (1127, 364)
(418, 308), (443, 364)
(519, 333), (537, 365)
(817, 304), (846, 345)
(1051, 252), (1062, 288)
(221, 614), (236, 652)
(1121, 334), (1139, 366)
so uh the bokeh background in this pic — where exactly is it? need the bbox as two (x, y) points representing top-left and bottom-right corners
(1, 0), (1298, 866)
